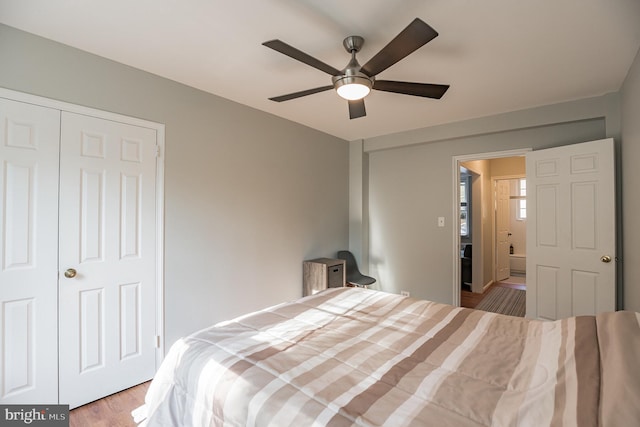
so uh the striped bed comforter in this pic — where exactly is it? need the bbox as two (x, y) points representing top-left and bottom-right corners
(138, 287), (640, 426)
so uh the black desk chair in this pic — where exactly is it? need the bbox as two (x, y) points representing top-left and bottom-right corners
(461, 244), (472, 289)
(337, 250), (376, 288)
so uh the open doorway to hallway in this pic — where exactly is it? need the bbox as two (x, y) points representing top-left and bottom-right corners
(454, 150), (529, 316)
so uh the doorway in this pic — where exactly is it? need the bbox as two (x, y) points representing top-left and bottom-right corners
(452, 149), (530, 310)
(493, 176), (527, 293)
(454, 139), (617, 318)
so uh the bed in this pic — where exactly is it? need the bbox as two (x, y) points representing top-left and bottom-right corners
(135, 287), (640, 426)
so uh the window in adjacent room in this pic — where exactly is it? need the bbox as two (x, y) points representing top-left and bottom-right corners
(517, 178), (526, 220)
(460, 173), (471, 237)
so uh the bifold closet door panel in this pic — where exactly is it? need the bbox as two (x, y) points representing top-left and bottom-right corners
(58, 112), (158, 408)
(0, 98), (60, 404)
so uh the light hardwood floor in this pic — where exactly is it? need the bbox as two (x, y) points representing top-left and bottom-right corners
(69, 381), (150, 427)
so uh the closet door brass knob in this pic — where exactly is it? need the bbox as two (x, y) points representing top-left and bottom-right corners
(64, 268), (77, 278)
(600, 255), (612, 263)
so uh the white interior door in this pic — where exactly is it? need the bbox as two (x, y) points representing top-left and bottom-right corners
(526, 138), (616, 320)
(495, 179), (511, 282)
(58, 112), (158, 408)
(0, 98), (60, 404)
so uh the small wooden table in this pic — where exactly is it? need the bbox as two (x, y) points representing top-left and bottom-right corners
(303, 258), (346, 296)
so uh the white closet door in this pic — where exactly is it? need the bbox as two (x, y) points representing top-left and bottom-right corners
(58, 112), (158, 408)
(0, 98), (60, 404)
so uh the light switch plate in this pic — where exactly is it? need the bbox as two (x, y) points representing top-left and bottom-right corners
(438, 217), (445, 227)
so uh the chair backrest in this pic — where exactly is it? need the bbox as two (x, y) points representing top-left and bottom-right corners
(337, 250), (361, 276)
(463, 244), (472, 258)
(337, 250), (376, 286)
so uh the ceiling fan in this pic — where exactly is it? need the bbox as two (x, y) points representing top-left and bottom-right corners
(263, 18), (449, 120)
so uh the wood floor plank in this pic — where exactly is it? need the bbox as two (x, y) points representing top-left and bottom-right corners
(69, 381), (150, 427)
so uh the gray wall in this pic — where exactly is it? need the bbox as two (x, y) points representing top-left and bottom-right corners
(362, 117), (608, 303)
(0, 24), (349, 348)
(359, 47), (639, 312)
(621, 47), (640, 312)
(355, 50), (640, 309)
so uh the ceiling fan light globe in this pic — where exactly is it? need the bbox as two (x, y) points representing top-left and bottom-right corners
(337, 83), (371, 100)
(333, 75), (373, 100)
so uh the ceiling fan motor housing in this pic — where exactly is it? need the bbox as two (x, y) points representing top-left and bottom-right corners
(333, 36), (374, 99)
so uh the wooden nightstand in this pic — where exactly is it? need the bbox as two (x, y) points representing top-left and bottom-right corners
(303, 258), (346, 296)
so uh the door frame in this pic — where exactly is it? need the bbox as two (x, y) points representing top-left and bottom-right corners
(451, 148), (531, 306)
(0, 87), (166, 366)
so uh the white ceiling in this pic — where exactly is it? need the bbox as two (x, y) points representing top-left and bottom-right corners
(1, 0), (639, 141)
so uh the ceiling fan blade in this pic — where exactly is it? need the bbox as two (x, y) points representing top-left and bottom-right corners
(268, 86), (333, 102)
(263, 40), (342, 76)
(360, 18), (438, 77)
(348, 99), (366, 119)
(373, 80), (449, 99)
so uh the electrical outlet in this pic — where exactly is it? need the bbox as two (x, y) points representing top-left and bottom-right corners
(401, 291), (410, 297)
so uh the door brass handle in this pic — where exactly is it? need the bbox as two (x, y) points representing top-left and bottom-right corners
(600, 255), (612, 263)
(64, 268), (77, 278)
